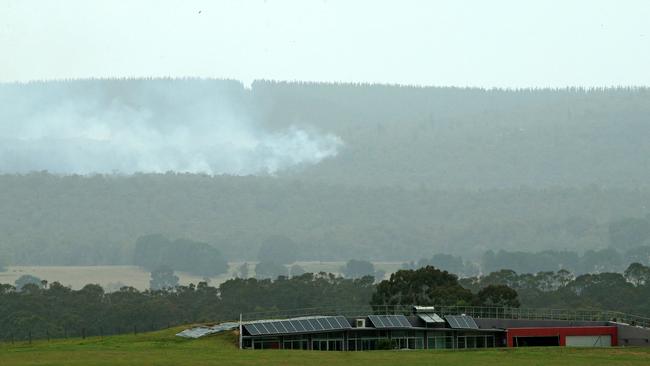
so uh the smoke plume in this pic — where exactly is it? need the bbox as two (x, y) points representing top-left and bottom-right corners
(0, 80), (342, 175)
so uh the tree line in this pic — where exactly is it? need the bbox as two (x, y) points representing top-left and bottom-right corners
(6, 262), (650, 341)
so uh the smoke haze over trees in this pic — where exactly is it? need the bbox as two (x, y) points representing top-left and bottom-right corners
(0, 79), (649, 268)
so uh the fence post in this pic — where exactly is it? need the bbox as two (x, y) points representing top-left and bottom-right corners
(29, 330), (32, 345)
(82, 328), (86, 340)
(133, 325), (137, 335)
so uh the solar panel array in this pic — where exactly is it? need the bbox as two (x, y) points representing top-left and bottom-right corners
(367, 315), (412, 328)
(417, 313), (445, 323)
(444, 315), (479, 329)
(243, 316), (351, 336)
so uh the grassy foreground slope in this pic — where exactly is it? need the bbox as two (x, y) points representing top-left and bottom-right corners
(2, 327), (650, 366)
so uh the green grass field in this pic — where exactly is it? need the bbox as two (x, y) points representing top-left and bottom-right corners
(2, 327), (650, 366)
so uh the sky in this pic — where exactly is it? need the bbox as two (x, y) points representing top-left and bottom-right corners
(1, 0), (650, 87)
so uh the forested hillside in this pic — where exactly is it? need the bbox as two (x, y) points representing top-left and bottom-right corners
(257, 82), (650, 189)
(3, 80), (650, 189)
(1, 173), (649, 265)
(1, 80), (649, 266)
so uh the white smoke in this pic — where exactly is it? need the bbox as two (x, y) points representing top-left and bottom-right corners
(0, 80), (342, 175)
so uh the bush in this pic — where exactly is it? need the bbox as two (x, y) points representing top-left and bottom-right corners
(15, 274), (42, 291)
(341, 259), (375, 279)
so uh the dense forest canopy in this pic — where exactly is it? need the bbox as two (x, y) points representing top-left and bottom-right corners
(0, 80), (649, 265)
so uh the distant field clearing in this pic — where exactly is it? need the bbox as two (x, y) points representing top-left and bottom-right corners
(0, 262), (403, 290)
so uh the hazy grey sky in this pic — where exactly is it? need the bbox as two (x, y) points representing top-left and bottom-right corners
(1, 0), (650, 87)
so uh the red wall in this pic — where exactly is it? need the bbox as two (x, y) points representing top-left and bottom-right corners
(507, 326), (617, 347)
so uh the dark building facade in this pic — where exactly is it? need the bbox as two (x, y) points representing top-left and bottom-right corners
(239, 307), (650, 351)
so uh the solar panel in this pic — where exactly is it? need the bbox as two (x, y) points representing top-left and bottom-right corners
(334, 316), (351, 328)
(256, 323), (269, 334)
(444, 315), (479, 329)
(464, 316), (478, 329)
(267, 322), (286, 333)
(384, 315), (397, 327)
(298, 319), (312, 331)
(292, 320), (305, 332)
(314, 318), (328, 330)
(244, 316), (352, 336)
(307, 318), (321, 330)
(368, 315), (384, 327)
(325, 318), (334, 329)
(274, 321), (288, 333)
(266, 323), (278, 333)
(444, 315), (459, 329)
(282, 320), (296, 333)
(397, 316), (412, 327)
(325, 318), (335, 329)
(418, 313), (445, 323)
(368, 315), (411, 328)
(244, 323), (260, 335)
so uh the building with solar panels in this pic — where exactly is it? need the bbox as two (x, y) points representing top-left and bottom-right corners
(239, 306), (504, 350)
(237, 304), (650, 350)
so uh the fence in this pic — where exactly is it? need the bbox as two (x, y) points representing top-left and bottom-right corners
(1, 321), (182, 345)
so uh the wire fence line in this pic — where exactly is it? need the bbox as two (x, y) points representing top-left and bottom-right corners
(240, 305), (650, 328)
(1, 321), (182, 345)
